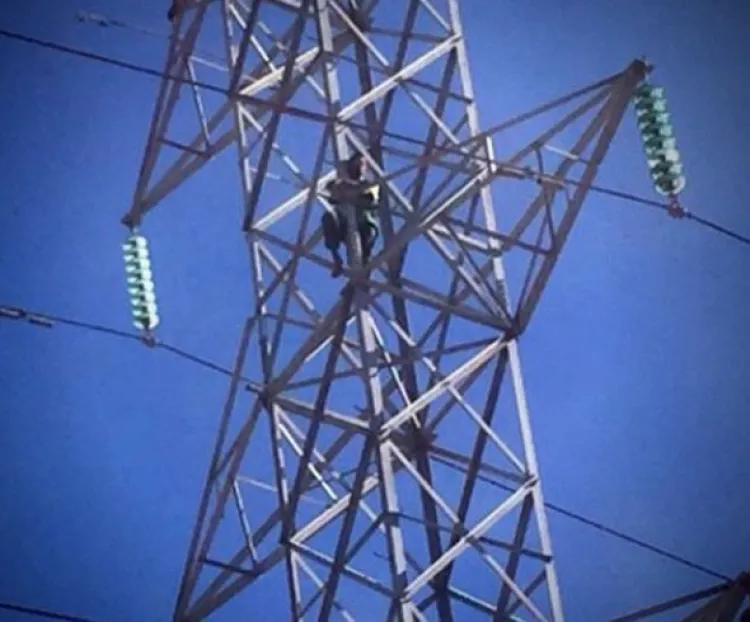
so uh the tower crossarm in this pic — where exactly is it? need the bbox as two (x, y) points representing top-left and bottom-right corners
(123, 0), (375, 228)
(342, 58), (648, 337)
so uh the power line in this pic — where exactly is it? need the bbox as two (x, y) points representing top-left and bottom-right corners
(0, 305), (234, 379)
(1, 25), (749, 250)
(687, 211), (750, 246)
(75, 9), (166, 42)
(74, 8), (229, 70)
(1, 304), (734, 585)
(431, 455), (732, 583)
(0, 601), (106, 622)
(542, 501), (732, 582)
(0, 26), (333, 125)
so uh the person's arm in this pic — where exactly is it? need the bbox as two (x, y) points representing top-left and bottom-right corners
(325, 179), (342, 206)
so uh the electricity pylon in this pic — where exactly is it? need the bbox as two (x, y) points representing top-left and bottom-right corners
(124, 1), (648, 619)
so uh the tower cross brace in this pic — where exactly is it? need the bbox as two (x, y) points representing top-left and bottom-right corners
(125, 1), (648, 620)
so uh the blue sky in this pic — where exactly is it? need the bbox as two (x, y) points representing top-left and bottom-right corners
(1, 1), (749, 620)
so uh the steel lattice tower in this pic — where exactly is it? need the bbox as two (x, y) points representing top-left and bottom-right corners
(124, 1), (648, 619)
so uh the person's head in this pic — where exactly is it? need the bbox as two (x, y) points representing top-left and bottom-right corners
(345, 153), (366, 180)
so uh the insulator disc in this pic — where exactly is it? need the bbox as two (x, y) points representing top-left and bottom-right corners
(654, 175), (686, 197)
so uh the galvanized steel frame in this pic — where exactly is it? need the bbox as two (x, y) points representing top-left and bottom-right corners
(125, 1), (648, 620)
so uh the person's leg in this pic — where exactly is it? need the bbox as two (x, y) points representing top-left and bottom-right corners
(359, 220), (379, 265)
(322, 210), (345, 276)
(334, 215), (351, 276)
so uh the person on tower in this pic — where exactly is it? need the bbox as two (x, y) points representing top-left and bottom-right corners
(322, 153), (381, 278)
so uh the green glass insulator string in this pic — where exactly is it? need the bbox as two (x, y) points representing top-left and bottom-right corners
(122, 232), (160, 331)
(633, 82), (686, 198)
